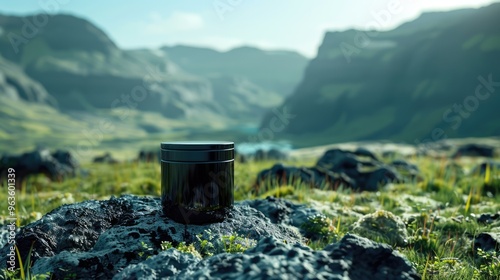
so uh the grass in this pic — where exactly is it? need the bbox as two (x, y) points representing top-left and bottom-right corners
(0, 153), (499, 279)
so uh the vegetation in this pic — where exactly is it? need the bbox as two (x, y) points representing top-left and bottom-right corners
(0, 153), (499, 279)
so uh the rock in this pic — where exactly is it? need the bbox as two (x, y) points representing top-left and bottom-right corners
(254, 163), (315, 189)
(255, 149), (406, 192)
(317, 149), (402, 191)
(391, 160), (419, 172)
(242, 196), (328, 240)
(452, 144), (496, 158)
(317, 149), (371, 170)
(0, 149), (77, 189)
(362, 168), (401, 191)
(114, 249), (199, 280)
(351, 210), (409, 247)
(308, 166), (355, 189)
(254, 163), (354, 191)
(477, 212), (500, 224)
(93, 152), (119, 164)
(256, 149), (407, 192)
(116, 234), (420, 280)
(0, 195), (305, 278)
(0, 196), (420, 279)
(474, 232), (500, 252)
(51, 150), (79, 171)
(354, 147), (379, 161)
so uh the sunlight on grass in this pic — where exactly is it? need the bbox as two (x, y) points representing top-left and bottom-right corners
(0, 153), (499, 279)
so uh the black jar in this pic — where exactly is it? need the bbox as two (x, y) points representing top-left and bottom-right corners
(161, 141), (234, 224)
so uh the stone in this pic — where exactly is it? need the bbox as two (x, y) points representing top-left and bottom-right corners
(354, 147), (379, 161)
(474, 232), (500, 252)
(93, 152), (119, 164)
(0, 196), (420, 279)
(351, 210), (409, 247)
(116, 234), (420, 280)
(452, 144), (496, 158)
(255, 148), (408, 192)
(0, 195), (304, 278)
(0, 149), (77, 189)
(477, 212), (500, 224)
(391, 160), (419, 172)
(254, 163), (316, 189)
(51, 150), (79, 171)
(242, 196), (326, 240)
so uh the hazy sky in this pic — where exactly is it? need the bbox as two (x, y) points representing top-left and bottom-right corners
(1, 0), (498, 57)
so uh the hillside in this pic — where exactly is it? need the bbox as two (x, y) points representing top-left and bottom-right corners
(161, 45), (308, 97)
(0, 13), (310, 153)
(0, 14), (306, 120)
(261, 3), (500, 147)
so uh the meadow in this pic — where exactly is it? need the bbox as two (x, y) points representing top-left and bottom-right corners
(0, 150), (499, 279)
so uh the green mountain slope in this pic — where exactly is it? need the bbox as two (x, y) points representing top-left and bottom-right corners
(0, 13), (305, 126)
(161, 45), (308, 97)
(261, 3), (500, 147)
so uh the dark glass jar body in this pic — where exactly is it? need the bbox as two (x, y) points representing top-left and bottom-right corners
(161, 142), (234, 224)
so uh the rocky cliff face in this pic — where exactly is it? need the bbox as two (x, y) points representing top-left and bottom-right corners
(261, 3), (500, 146)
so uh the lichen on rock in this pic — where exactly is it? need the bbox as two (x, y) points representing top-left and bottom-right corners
(351, 210), (409, 247)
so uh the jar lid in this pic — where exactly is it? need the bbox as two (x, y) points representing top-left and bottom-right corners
(161, 141), (234, 162)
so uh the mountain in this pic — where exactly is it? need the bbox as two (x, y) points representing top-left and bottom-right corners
(261, 3), (500, 147)
(161, 45), (308, 97)
(0, 14), (307, 123)
(0, 54), (55, 105)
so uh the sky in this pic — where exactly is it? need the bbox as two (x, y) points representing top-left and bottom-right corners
(1, 0), (499, 57)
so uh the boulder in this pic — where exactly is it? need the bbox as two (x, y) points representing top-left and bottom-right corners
(255, 163), (315, 189)
(477, 212), (500, 225)
(255, 148), (408, 192)
(51, 150), (79, 171)
(351, 210), (409, 247)
(0, 195), (305, 278)
(116, 234), (420, 280)
(474, 232), (500, 252)
(242, 196), (323, 233)
(93, 152), (119, 164)
(452, 144), (495, 158)
(354, 147), (379, 161)
(0, 195), (420, 279)
(391, 160), (419, 172)
(0, 149), (77, 189)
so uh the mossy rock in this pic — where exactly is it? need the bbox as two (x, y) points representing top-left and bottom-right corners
(351, 210), (408, 247)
